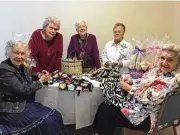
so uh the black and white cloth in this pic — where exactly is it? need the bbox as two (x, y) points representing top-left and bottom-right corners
(100, 78), (132, 108)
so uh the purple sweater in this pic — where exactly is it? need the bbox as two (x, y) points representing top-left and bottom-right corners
(67, 34), (101, 69)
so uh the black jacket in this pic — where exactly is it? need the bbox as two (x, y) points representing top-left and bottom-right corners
(0, 59), (42, 113)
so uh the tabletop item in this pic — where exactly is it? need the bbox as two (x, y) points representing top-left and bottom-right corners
(61, 59), (82, 78)
(47, 70), (93, 96)
(90, 63), (122, 82)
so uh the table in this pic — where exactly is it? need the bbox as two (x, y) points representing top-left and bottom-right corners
(35, 76), (104, 129)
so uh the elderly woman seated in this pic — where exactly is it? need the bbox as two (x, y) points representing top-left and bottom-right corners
(0, 40), (67, 135)
(92, 43), (180, 135)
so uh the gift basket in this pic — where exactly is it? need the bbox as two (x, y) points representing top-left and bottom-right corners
(128, 37), (150, 79)
(61, 59), (82, 78)
(145, 35), (170, 66)
(128, 36), (169, 79)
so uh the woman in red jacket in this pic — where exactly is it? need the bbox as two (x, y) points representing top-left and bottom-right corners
(29, 16), (63, 74)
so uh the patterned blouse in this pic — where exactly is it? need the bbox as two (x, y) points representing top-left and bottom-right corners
(100, 66), (179, 132)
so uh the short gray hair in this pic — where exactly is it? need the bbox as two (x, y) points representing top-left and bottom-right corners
(162, 43), (180, 65)
(5, 40), (30, 59)
(113, 22), (126, 33)
(75, 20), (88, 30)
(42, 16), (60, 30)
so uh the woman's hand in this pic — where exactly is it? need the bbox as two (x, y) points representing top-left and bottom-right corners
(79, 52), (85, 60)
(37, 70), (49, 78)
(119, 80), (132, 92)
(39, 70), (50, 84)
(122, 78), (133, 85)
(73, 57), (77, 61)
(114, 61), (123, 67)
(104, 61), (112, 68)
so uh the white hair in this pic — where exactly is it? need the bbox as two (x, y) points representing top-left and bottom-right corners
(5, 40), (30, 59)
(162, 43), (180, 52)
(162, 43), (180, 65)
(75, 20), (88, 30)
(42, 16), (61, 30)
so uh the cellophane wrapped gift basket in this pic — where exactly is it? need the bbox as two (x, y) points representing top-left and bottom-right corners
(145, 35), (170, 66)
(129, 36), (170, 79)
(128, 37), (150, 79)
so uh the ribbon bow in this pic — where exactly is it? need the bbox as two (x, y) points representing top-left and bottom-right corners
(135, 46), (146, 57)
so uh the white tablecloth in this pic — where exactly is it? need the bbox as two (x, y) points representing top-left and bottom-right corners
(35, 77), (104, 129)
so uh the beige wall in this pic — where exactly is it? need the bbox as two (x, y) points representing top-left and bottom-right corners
(172, 2), (180, 45)
(0, 1), (176, 59)
(61, 1), (175, 54)
(77, 1), (174, 51)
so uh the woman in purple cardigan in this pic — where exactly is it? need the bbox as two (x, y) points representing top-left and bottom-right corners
(67, 20), (101, 73)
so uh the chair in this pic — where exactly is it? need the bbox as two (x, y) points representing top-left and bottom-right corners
(144, 88), (180, 135)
